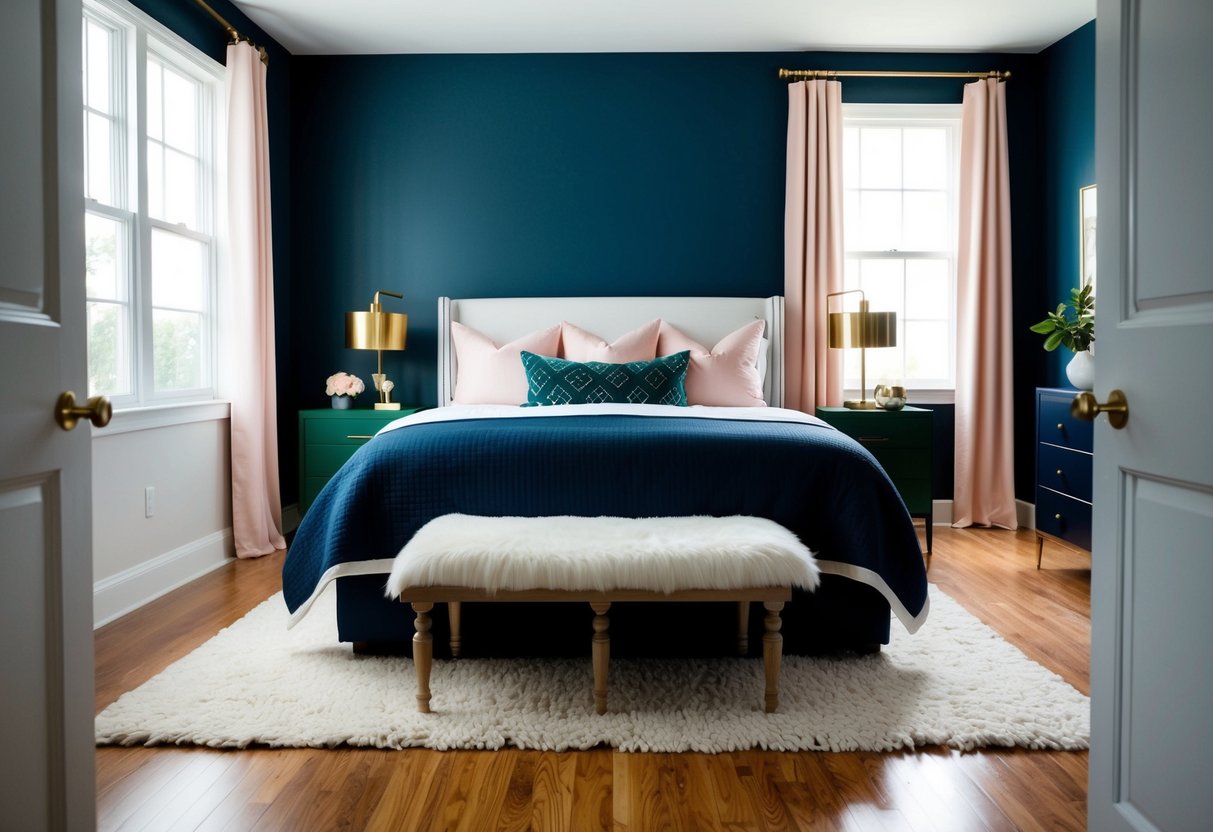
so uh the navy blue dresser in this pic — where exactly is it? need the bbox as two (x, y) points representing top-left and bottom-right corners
(1034, 387), (1093, 566)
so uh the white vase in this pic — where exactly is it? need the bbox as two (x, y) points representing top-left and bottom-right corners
(1065, 349), (1095, 390)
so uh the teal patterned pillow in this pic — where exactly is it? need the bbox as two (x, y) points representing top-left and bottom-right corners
(519, 351), (690, 407)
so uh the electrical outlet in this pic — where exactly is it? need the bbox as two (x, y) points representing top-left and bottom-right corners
(144, 486), (155, 518)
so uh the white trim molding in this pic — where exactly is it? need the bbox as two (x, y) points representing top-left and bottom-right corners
(93, 528), (234, 628)
(91, 400), (231, 436)
(931, 499), (1035, 529)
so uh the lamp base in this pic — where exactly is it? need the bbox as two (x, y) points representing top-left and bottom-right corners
(843, 399), (880, 410)
(374, 403), (402, 411)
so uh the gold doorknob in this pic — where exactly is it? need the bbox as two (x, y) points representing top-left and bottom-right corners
(55, 391), (112, 431)
(1071, 389), (1129, 429)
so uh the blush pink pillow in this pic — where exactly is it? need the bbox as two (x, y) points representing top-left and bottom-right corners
(657, 320), (767, 407)
(559, 319), (661, 363)
(451, 321), (562, 404)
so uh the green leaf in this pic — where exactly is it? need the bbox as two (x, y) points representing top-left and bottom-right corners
(1029, 319), (1056, 334)
(1044, 331), (1064, 351)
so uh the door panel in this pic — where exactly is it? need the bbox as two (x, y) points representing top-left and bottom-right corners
(0, 1), (94, 829)
(1091, 0), (1213, 829)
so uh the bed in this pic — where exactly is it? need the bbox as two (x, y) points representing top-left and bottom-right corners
(283, 295), (928, 656)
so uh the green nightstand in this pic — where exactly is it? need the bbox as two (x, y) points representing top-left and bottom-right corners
(298, 407), (424, 516)
(815, 405), (934, 553)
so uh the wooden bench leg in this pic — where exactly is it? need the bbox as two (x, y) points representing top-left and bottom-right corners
(762, 601), (784, 713)
(590, 602), (611, 715)
(736, 601), (751, 656)
(448, 601), (462, 657)
(412, 602), (434, 713)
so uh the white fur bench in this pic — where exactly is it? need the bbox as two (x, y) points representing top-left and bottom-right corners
(386, 514), (819, 715)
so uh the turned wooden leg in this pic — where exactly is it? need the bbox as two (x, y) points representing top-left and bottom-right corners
(448, 601), (462, 658)
(1036, 535), (1045, 569)
(736, 601), (751, 656)
(590, 602), (611, 715)
(412, 602), (434, 713)
(762, 601), (784, 714)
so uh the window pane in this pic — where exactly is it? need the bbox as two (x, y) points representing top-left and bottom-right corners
(843, 127), (859, 187)
(147, 58), (163, 142)
(164, 148), (198, 228)
(860, 128), (901, 189)
(905, 259), (950, 319)
(843, 190), (859, 251)
(845, 342), (904, 390)
(152, 229), (206, 311)
(85, 213), (124, 300)
(903, 128), (947, 189)
(860, 259), (905, 320)
(86, 112), (112, 204)
(858, 191), (901, 251)
(844, 257), (860, 290)
(86, 20), (111, 113)
(903, 191), (949, 251)
(147, 141), (164, 219)
(88, 301), (130, 396)
(905, 320), (950, 381)
(163, 66), (198, 153)
(153, 309), (202, 391)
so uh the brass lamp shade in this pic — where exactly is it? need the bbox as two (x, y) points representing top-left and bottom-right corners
(345, 310), (407, 351)
(827, 310), (897, 349)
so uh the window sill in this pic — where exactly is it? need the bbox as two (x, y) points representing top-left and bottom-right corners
(91, 400), (231, 437)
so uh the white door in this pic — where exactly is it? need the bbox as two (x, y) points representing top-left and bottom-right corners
(0, 1), (96, 829)
(1089, 0), (1213, 829)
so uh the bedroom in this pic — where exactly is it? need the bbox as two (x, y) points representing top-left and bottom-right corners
(3, 0), (1210, 828)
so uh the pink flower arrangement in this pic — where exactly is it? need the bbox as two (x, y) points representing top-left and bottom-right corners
(325, 371), (365, 398)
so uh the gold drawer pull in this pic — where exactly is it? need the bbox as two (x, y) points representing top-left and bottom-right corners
(1055, 513), (1063, 521)
(1055, 468), (1064, 476)
(857, 436), (889, 444)
(1056, 422), (1064, 431)
(347, 434), (374, 440)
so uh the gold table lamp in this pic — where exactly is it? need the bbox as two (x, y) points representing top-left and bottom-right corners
(346, 290), (408, 410)
(827, 289), (897, 410)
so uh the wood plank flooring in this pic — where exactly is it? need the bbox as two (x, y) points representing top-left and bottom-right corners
(95, 526), (1091, 830)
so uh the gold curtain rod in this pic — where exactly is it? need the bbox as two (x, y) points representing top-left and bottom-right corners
(193, 0), (269, 66)
(778, 68), (1010, 81)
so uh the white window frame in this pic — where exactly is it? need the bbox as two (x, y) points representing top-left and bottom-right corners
(83, 0), (226, 410)
(842, 103), (961, 403)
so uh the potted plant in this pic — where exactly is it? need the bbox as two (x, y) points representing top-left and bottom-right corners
(325, 371), (365, 409)
(1030, 284), (1095, 389)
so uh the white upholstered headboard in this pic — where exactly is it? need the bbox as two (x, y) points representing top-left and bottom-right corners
(437, 296), (785, 408)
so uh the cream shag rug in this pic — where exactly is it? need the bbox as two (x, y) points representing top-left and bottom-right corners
(95, 586), (1089, 753)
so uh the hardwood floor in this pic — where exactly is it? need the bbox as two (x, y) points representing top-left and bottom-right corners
(95, 525), (1091, 830)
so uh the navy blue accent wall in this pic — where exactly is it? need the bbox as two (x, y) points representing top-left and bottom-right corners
(125, 0), (298, 499)
(288, 51), (1054, 504)
(1040, 22), (1097, 389)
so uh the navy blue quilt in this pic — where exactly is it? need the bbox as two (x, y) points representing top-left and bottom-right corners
(284, 413), (928, 629)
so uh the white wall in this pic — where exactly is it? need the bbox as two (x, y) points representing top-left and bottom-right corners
(91, 413), (234, 626)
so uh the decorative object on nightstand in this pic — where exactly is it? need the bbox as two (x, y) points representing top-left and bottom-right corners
(1034, 387), (1093, 567)
(298, 407), (424, 516)
(826, 289), (897, 409)
(325, 371), (365, 409)
(873, 384), (907, 411)
(816, 404), (933, 553)
(347, 289), (408, 410)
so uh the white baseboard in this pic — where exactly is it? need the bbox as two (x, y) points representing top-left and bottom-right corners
(93, 528), (234, 629)
(929, 499), (1035, 530)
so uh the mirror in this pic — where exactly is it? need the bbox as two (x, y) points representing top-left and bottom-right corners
(1080, 184), (1097, 294)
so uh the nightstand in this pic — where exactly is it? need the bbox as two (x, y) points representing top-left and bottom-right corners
(1034, 387), (1092, 567)
(815, 405), (934, 553)
(299, 407), (423, 516)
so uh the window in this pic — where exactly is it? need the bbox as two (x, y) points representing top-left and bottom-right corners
(83, 0), (224, 405)
(842, 104), (961, 398)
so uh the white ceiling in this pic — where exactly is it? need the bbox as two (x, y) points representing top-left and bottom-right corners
(229, 0), (1096, 56)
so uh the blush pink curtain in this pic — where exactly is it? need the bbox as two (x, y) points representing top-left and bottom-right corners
(784, 80), (844, 412)
(223, 42), (286, 557)
(953, 79), (1017, 529)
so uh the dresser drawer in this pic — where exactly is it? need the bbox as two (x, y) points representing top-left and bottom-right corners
(1037, 442), (1093, 503)
(1038, 392), (1093, 452)
(1036, 486), (1092, 550)
(894, 477), (932, 515)
(305, 417), (393, 446)
(867, 448), (931, 482)
(304, 442), (368, 478)
(824, 413), (932, 449)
